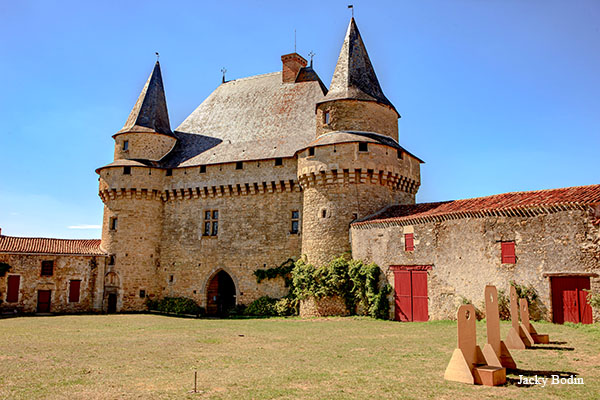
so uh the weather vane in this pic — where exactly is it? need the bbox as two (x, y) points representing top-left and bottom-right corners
(308, 51), (315, 67)
(155, 52), (160, 61)
(348, 5), (354, 18)
(221, 67), (227, 83)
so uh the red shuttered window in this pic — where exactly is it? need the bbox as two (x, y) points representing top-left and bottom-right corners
(69, 280), (81, 303)
(405, 233), (414, 251)
(501, 241), (516, 264)
(7, 275), (20, 303)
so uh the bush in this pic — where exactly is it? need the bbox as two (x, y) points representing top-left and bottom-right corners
(244, 296), (278, 316)
(0, 262), (11, 277)
(146, 297), (204, 316)
(585, 290), (600, 310)
(497, 281), (542, 321)
(274, 297), (297, 316)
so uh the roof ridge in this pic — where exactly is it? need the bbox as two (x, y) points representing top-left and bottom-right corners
(223, 71), (280, 83)
(0, 235), (101, 241)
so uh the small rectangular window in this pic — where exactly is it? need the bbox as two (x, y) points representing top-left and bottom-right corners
(397, 149), (403, 159)
(69, 280), (81, 303)
(169, 275), (174, 283)
(139, 289), (146, 298)
(200, 165), (206, 173)
(324, 111), (330, 125)
(291, 210), (300, 234)
(6, 275), (20, 303)
(404, 233), (414, 251)
(109, 217), (118, 231)
(41, 261), (54, 276)
(359, 142), (368, 152)
(308, 147), (315, 157)
(204, 210), (219, 236)
(501, 241), (516, 264)
(275, 158), (283, 166)
(236, 161), (243, 170)
(108, 255), (115, 265)
(122, 140), (129, 151)
(166, 168), (173, 176)
(123, 166), (131, 175)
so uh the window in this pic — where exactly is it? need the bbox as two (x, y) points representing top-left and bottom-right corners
(275, 158), (283, 166)
(324, 111), (330, 125)
(501, 241), (516, 264)
(139, 289), (146, 298)
(41, 260), (54, 276)
(308, 147), (315, 157)
(69, 280), (81, 303)
(397, 149), (403, 159)
(169, 275), (174, 283)
(359, 142), (368, 152)
(236, 161), (243, 170)
(6, 275), (20, 303)
(109, 217), (118, 231)
(322, 209), (327, 218)
(291, 210), (300, 234)
(200, 165), (206, 173)
(122, 140), (129, 151)
(108, 255), (115, 265)
(166, 168), (173, 176)
(404, 233), (414, 251)
(204, 210), (219, 236)
(123, 166), (131, 175)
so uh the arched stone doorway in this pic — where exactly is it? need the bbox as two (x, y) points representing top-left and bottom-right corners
(206, 270), (236, 317)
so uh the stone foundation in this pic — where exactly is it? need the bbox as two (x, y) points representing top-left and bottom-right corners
(299, 295), (349, 317)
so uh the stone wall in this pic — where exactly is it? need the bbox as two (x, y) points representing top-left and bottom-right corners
(0, 254), (105, 313)
(316, 100), (398, 141)
(351, 208), (600, 321)
(299, 295), (349, 317)
(113, 132), (176, 161)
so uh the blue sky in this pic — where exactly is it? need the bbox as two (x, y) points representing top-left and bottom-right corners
(1, 0), (598, 238)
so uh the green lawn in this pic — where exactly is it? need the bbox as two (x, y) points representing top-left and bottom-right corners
(1, 315), (598, 399)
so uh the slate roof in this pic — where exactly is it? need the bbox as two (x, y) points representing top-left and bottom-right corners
(319, 18), (397, 114)
(302, 130), (424, 163)
(116, 61), (174, 137)
(163, 71), (327, 167)
(0, 236), (105, 255)
(354, 184), (600, 227)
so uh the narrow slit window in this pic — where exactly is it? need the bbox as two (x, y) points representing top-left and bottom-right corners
(139, 289), (146, 298)
(397, 149), (403, 159)
(122, 140), (129, 151)
(200, 165), (206, 173)
(308, 147), (315, 156)
(109, 217), (118, 231)
(324, 111), (330, 125)
(322, 209), (327, 218)
(404, 233), (414, 251)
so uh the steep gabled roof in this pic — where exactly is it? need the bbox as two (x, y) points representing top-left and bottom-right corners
(319, 18), (396, 114)
(116, 61), (173, 137)
(165, 71), (326, 167)
(0, 236), (105, 255)
(353, 184), (600, 227)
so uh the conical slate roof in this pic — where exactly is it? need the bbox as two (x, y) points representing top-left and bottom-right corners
(320, 18), (397, 114)
(116, 61), (173, 136)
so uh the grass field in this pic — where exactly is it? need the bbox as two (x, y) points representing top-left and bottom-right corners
(1, 315), (598, 399)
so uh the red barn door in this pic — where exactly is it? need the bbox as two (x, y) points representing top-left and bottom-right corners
(393, 267), (429, 322)
(551, 276), (592, 324)
(37, 290), (51, 313)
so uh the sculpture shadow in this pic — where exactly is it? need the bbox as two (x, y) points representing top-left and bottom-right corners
(506, 368), (579, 387)
(549, 341), (568, 345)
(528, 345), (574, 351)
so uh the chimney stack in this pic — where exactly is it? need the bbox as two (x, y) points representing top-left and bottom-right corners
(281, 53), (307, 83)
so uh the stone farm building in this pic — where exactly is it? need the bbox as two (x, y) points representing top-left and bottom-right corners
(1, 18), (599, 322)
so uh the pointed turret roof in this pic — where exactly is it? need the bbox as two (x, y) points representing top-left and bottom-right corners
(116, 61), (173, 136)
(319, 18), (397, 114)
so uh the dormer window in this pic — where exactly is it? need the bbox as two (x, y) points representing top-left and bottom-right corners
(324, 111), (330, 125)
(122, 140), (129, 151)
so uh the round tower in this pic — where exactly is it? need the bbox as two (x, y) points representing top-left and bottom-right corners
(96, 61), (175, 311)
(298, 18), (422, 266)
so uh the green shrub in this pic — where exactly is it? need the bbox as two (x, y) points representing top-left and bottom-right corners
(146, 297), (204, 316)
(0, 262), (11, 277)
(585, 290), (600, 310)
(274, 297), (297, 316)
(244, 296), (278, 316)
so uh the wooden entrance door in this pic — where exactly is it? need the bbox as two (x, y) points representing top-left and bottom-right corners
(37, 290), (51, 313)
(107, 293), (117, 313)
(393, 267), (429, 322)
(551, 276), (592, 324)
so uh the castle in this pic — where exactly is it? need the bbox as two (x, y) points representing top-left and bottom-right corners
(1, 18), (598, 322)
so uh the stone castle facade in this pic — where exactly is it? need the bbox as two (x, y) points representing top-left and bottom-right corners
(1, 18), (598, 322)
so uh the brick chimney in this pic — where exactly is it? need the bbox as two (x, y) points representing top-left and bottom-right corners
(281, 53), (307, 83)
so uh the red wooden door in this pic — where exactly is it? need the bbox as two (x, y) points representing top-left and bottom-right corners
(37, 290), (51, 313)
(411, 271), (429, 322)
(393, 269), (429, 322)
(6, 275), (20, 303)
(551, 277), (592, 324)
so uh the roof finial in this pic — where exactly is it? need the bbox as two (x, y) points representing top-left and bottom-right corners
(308, 51), (315, 67)
(294, 29), (297, 53)
(221, 67), (227, 83)
(155, 52), (160, 61)
(348, 4), (354, 18)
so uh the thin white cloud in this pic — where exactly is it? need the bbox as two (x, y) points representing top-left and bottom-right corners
(68, 225), (101, 229)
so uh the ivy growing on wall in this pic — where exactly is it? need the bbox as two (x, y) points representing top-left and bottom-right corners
(0, 262), (11, 277)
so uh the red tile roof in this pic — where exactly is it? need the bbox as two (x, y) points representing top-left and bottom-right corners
(0, 236), (105, 255)
(354, 184), (600, 227)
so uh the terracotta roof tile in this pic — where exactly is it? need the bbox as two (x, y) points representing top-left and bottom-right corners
(354, 184), (600, 227)
(0, 236), (105, 255)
